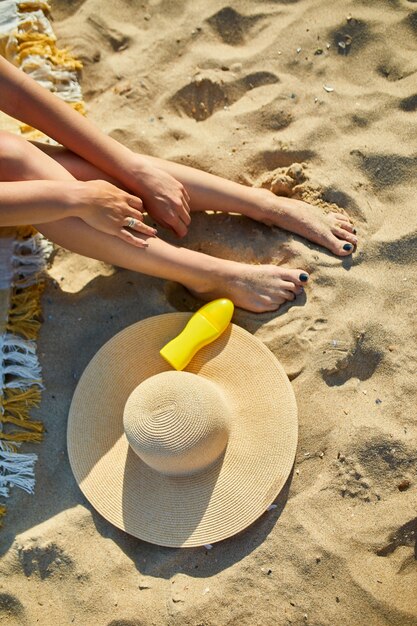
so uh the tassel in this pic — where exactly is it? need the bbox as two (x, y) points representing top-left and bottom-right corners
(1, 387), (42, 418)
(18, 2), (51, 14)
(0, 439), (22, 453)
(0, 450), (38, 496)
(6, 291), (43, 340)
(13, 32), (83, 70)
(0, 430), (43, 443)
(0, 414), (44, 433)
(12, 233), (53, 288)
(0, 332), (43, 389)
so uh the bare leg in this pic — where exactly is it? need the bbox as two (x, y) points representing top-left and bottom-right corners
(1, 134), (307, 312)
(35, 143), (358, 256)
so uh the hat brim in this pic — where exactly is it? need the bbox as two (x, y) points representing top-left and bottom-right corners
(67, 313), (298, 547)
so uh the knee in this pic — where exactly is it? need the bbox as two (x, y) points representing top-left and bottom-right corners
(0, 131), (32, 180)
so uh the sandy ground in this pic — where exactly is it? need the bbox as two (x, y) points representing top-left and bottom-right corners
(1, 0), (417, 624)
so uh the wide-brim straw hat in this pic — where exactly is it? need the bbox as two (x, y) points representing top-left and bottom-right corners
(67, 312), (298, 548)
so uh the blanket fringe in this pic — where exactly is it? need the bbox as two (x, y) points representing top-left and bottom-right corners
(0, 230), (50, 523)
(0, 0), (82, 525)
(0, 0), (85, 139)
(0, 450), (38, 497)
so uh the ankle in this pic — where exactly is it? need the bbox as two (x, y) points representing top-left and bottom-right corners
(184, 257), (241, 296)
(243, 187), (284, 221)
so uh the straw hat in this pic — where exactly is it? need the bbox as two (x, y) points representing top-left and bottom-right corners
(67, 312), (298, 547)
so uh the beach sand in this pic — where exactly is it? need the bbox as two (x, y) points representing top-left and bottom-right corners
(1, 0), (417, 624)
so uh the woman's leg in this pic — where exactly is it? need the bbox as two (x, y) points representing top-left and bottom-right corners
(1, 133), (307, 312)
(35, 143), (358, 256)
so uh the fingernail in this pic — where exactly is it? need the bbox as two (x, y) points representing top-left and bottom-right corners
(343, 243), (353, 251)
(353, 229), (357, 235)
(299, 273), (309, 282)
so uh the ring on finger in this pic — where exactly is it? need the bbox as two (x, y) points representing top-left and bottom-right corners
(126, 217), (137, 229)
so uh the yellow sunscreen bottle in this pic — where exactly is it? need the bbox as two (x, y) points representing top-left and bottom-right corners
(160, 298), (234, 371)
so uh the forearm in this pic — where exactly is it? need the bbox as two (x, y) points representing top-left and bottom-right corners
(0, 180), (77, 226)
(0, 57), (145, 187)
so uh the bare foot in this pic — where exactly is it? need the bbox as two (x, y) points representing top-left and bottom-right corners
(189, 261), (308, 313)
(250, 190), (358, 256)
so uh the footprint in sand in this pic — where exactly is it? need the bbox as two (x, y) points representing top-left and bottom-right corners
(332, 432), (416, 503)
(206, 6), (267, 46)
(319, 329), (383, 387)
(170, 70), (279, 121)
(371, 231), (417, 265)
(17, 541), (74, 579)
(332, 453), (378, 503)
(399, 93), (417, 111)
(356, 435), (416, 491)
(0, 593), (27, 626)
(351, 150), (417, 190)
(376, 517), (417, 566)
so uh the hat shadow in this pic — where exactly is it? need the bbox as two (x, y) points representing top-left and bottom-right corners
(90, 465), (294, 579)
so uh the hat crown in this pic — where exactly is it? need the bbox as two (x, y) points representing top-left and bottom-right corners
(123, 371), (230, 476)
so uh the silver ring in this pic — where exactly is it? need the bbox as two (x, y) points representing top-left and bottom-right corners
(127, 217), (137, 229)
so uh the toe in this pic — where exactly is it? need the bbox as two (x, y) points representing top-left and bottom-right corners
(253, 294), (281, 313)
(332, 211), (352, 223)
(323, 235), (355, 256)
(281, 269), (309, 287)
(281, 289), (296, 301)
(333, 227), (357, 246)
(337, 220), (355, 234)
(339, 241), (355, 255)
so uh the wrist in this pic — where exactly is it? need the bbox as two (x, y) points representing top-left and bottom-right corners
(62, 180), (89, 218)
(117, 153), (153, 192)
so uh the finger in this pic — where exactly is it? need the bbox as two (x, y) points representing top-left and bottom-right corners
(163, 208), (188, 237)
(124, 216), (157, 236)
(126, 194), (144, 211)
(182, 197), (191, 216)
(135, 220), (158, 237)
(119, 229), (149, 248)
(150, 215), (175, 233)
(182, 186), (191, 205)
(179, 199), (192, 225)
(124, 211), (144, 225)
(173, 218), (188, 238)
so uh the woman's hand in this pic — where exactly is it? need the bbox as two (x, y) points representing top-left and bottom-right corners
(126, 159), (191, 237)
(72, 179), (157, 248)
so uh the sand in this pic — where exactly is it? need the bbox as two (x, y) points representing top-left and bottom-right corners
(1, 0), (417, 624)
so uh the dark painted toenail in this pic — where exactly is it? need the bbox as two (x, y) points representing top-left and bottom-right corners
(353, 229), (357, 234)
(299, 273), (309, 282)
(343, 244), (353, 251)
